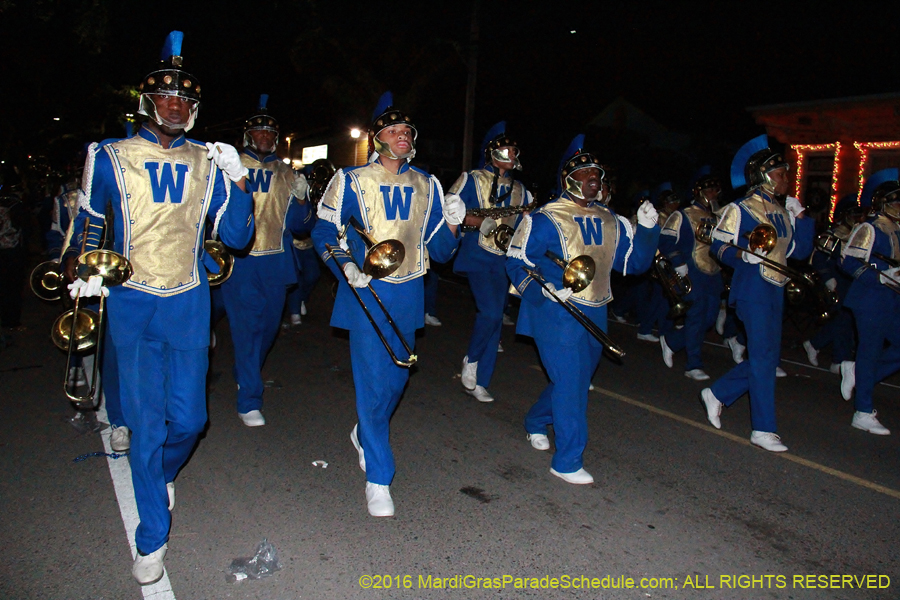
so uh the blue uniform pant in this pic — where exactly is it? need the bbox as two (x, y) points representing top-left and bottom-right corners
(465, 269), (508, 387)
(636, 279), (668, 336)
(525, 328), (603, 474)
(350, 325), (414, 485)
(223, 271), (287, 413)
(664, 272), (723, 370)
(116, 313), (208, 554)
(100, 324), (124, 427)
(810, 306), (855, 364)
(850, 306), (900, 413)
(286, 246), (320, 314)
(711, 293), (783, 433)
(424, 269), (439, 316)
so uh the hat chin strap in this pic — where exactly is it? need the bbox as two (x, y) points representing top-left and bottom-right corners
(139, 95), (197, 132)
(373, 136), (415, 161)
(564, 174), (586, 200)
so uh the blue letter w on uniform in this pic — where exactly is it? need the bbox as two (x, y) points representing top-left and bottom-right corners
(380, 185), (414, 220)
(769, 213), (788, 238)
(574, 216), (604, 245)
(246, 168), (273, 193)
(144, 162), (189, 203)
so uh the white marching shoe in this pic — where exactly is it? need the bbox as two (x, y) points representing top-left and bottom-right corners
(350, 424), (366, 472)
(684, 368), (710, 381)
(775, 367), (787, 378)
(466, 385), (494, 403)
(660, 335), (674, 368)
(365, 482), (394, 517)
(238, 410), (266, 427)
(700, 388), (722, 429)
(715, 306), (727, 336)
(750, 431), (788, 452)
(637, 332), (659, 342)
(526, 433), (550, 451)
(166, 482), (175, 511)
(289, 313), (302, 326)
(725, 337), (745, 364)
(550, 467), (594, 485)
(300, 301), (307, 316)
(840, 361), (855, 401)
(496, 341), (504, 353)
(424, 313), (442, 326)
(132, 544), (167, 585)
(110, 425), (131, 452)
(851, 410), (890, 435)
(461, 356), (477, 391)
(802, 340), (819, 366)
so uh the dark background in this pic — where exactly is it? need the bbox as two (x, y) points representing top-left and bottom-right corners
(2, 0), (899, 197)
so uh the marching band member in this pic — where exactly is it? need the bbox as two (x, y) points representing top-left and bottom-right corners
(222, 95), (311, 427)
(700, 135), (814, 452)
(634, 183), (677, 342)
(64, 32), (254, 583)
(658, 169), (724, 380)
(507, 135), (659, 484)
(311, 92), (462, 517)
(286, 159), (332, 325)
(838, 169), (900, 435)
(449, 121), (532, 403)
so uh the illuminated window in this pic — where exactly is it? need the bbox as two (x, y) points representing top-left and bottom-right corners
(301, 144), (328, 164)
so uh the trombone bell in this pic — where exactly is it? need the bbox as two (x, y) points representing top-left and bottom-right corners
(30, 261), (64, 301)
(562, 255), (596, 293)
(51, 308), (100, 352)
(204, 240), (234, 286)
(748, 223), (778, 254)
(364, 239), (405, 279)
(76, 249), (133, 285)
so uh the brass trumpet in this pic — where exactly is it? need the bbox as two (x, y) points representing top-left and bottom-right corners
(326, 217), (417, 368)
(53, 249), (133, 405)
(524, 251), (626, 360)
(204, 239), (234, 286)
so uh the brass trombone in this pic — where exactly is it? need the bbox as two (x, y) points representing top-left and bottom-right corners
(204, 239), (234, 286)
(53, 249), (133, 405)
(31, 217), (78, 301)
(524, 251), (626, 360)
(325, 217), (417, 368)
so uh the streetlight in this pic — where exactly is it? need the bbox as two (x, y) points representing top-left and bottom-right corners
(350, 128), (361, 139)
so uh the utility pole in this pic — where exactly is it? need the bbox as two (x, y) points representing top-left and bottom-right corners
(462, 0), (479, 171)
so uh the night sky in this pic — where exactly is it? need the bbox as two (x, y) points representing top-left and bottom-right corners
(3, 0), (899, 195)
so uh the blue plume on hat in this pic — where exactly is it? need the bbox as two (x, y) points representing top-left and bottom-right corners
(372, 91), (393, 123)
(859, 168), (899, 208)
(124, 121), (133, 138)
(258, 94), (269, 110)
(553, 134), (586, 195)
(478, 121), (506, 168)
(731, 134), (769, 189)
(833, 194), (857, 216)
(632, 189), (650, 208)
(161, 31), (184, 61)
(689, 165), (711, 190)
(651, 181), (673, 206)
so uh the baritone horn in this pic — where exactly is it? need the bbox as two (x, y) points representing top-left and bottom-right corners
(204, 239), (233, 286)
(652, 253), (692, 320)
(325, 216), (417, 367)
(524, 251), (626, 360)
(52, 249), (133, 405)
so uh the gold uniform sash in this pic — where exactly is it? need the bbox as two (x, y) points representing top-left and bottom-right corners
(717, 192), (793, 286)
(539, 199), (619, 307)
(241, 154), (294, 255)
(449, 169), (527, 256)
(105, 136), (214, 297)
(682, 205), (720, 275)
(347, 163), (434, 283)
(874, 215), (900, 261)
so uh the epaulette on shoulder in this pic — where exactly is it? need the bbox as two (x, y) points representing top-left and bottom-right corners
(186, 138), (207, 148)
(409, 165), (431, 178)
(97, 138), (123, 149)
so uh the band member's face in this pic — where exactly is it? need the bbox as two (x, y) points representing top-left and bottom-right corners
(249, 129), (276, 153)
(491, 146), (518, 169)
(701, 187), (720, 203)
(152, 94), (194, 129)
(377, 125), (413, 156)
(768, 167), (790, 196)
(572, 167), (601, 199)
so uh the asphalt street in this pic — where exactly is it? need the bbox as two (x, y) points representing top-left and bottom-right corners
(1, 271), (898, 600)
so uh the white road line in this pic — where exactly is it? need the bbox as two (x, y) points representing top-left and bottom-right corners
(95, 379), (176, 599)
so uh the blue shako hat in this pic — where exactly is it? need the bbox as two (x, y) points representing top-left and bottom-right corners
(368, 91), (417, 161)
(859, 167), (900, 218)
(138, 31), (201, 132)
(690, 165), (721, 209)
(651, 182), (675, 209)
(730, 134), (788, 193)
(479, 121), (521, 170)
(244, 94), (279, 150)
(557, 134), (604, 200)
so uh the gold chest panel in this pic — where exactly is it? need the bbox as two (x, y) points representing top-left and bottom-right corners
(470, 170), (526, 255)
(541, 200), (618, 306)
(874, 216), (900, 261)
(348, 164), (434, 282)
(106, 137), (214, 297)
(683, 205), (720, 275)
(241, 154), (294, 255)
(740, 193), (793, 286)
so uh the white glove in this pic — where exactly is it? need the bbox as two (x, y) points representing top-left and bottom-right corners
(442, 194), (466, 226)
(675, 264), (689, 277)
(343, 262), (372, 288)
(741, 248), (766, 265)
(68, 275), (108, 299)
(541, 282), (574, 304)
(880, 266), (900, 286)
(825, 278), (837, 292)
(205, 142), (249, 182)
(479, 217), (497, 236)
(291, 173), (309, 200)
(637, 200), (658, 228)
(785, 196), (805, 218)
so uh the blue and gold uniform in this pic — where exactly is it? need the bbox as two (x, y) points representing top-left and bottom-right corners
(507, 137), (658, 481)
(68, 124), (254, 560)
(449, 121), (532, 401)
